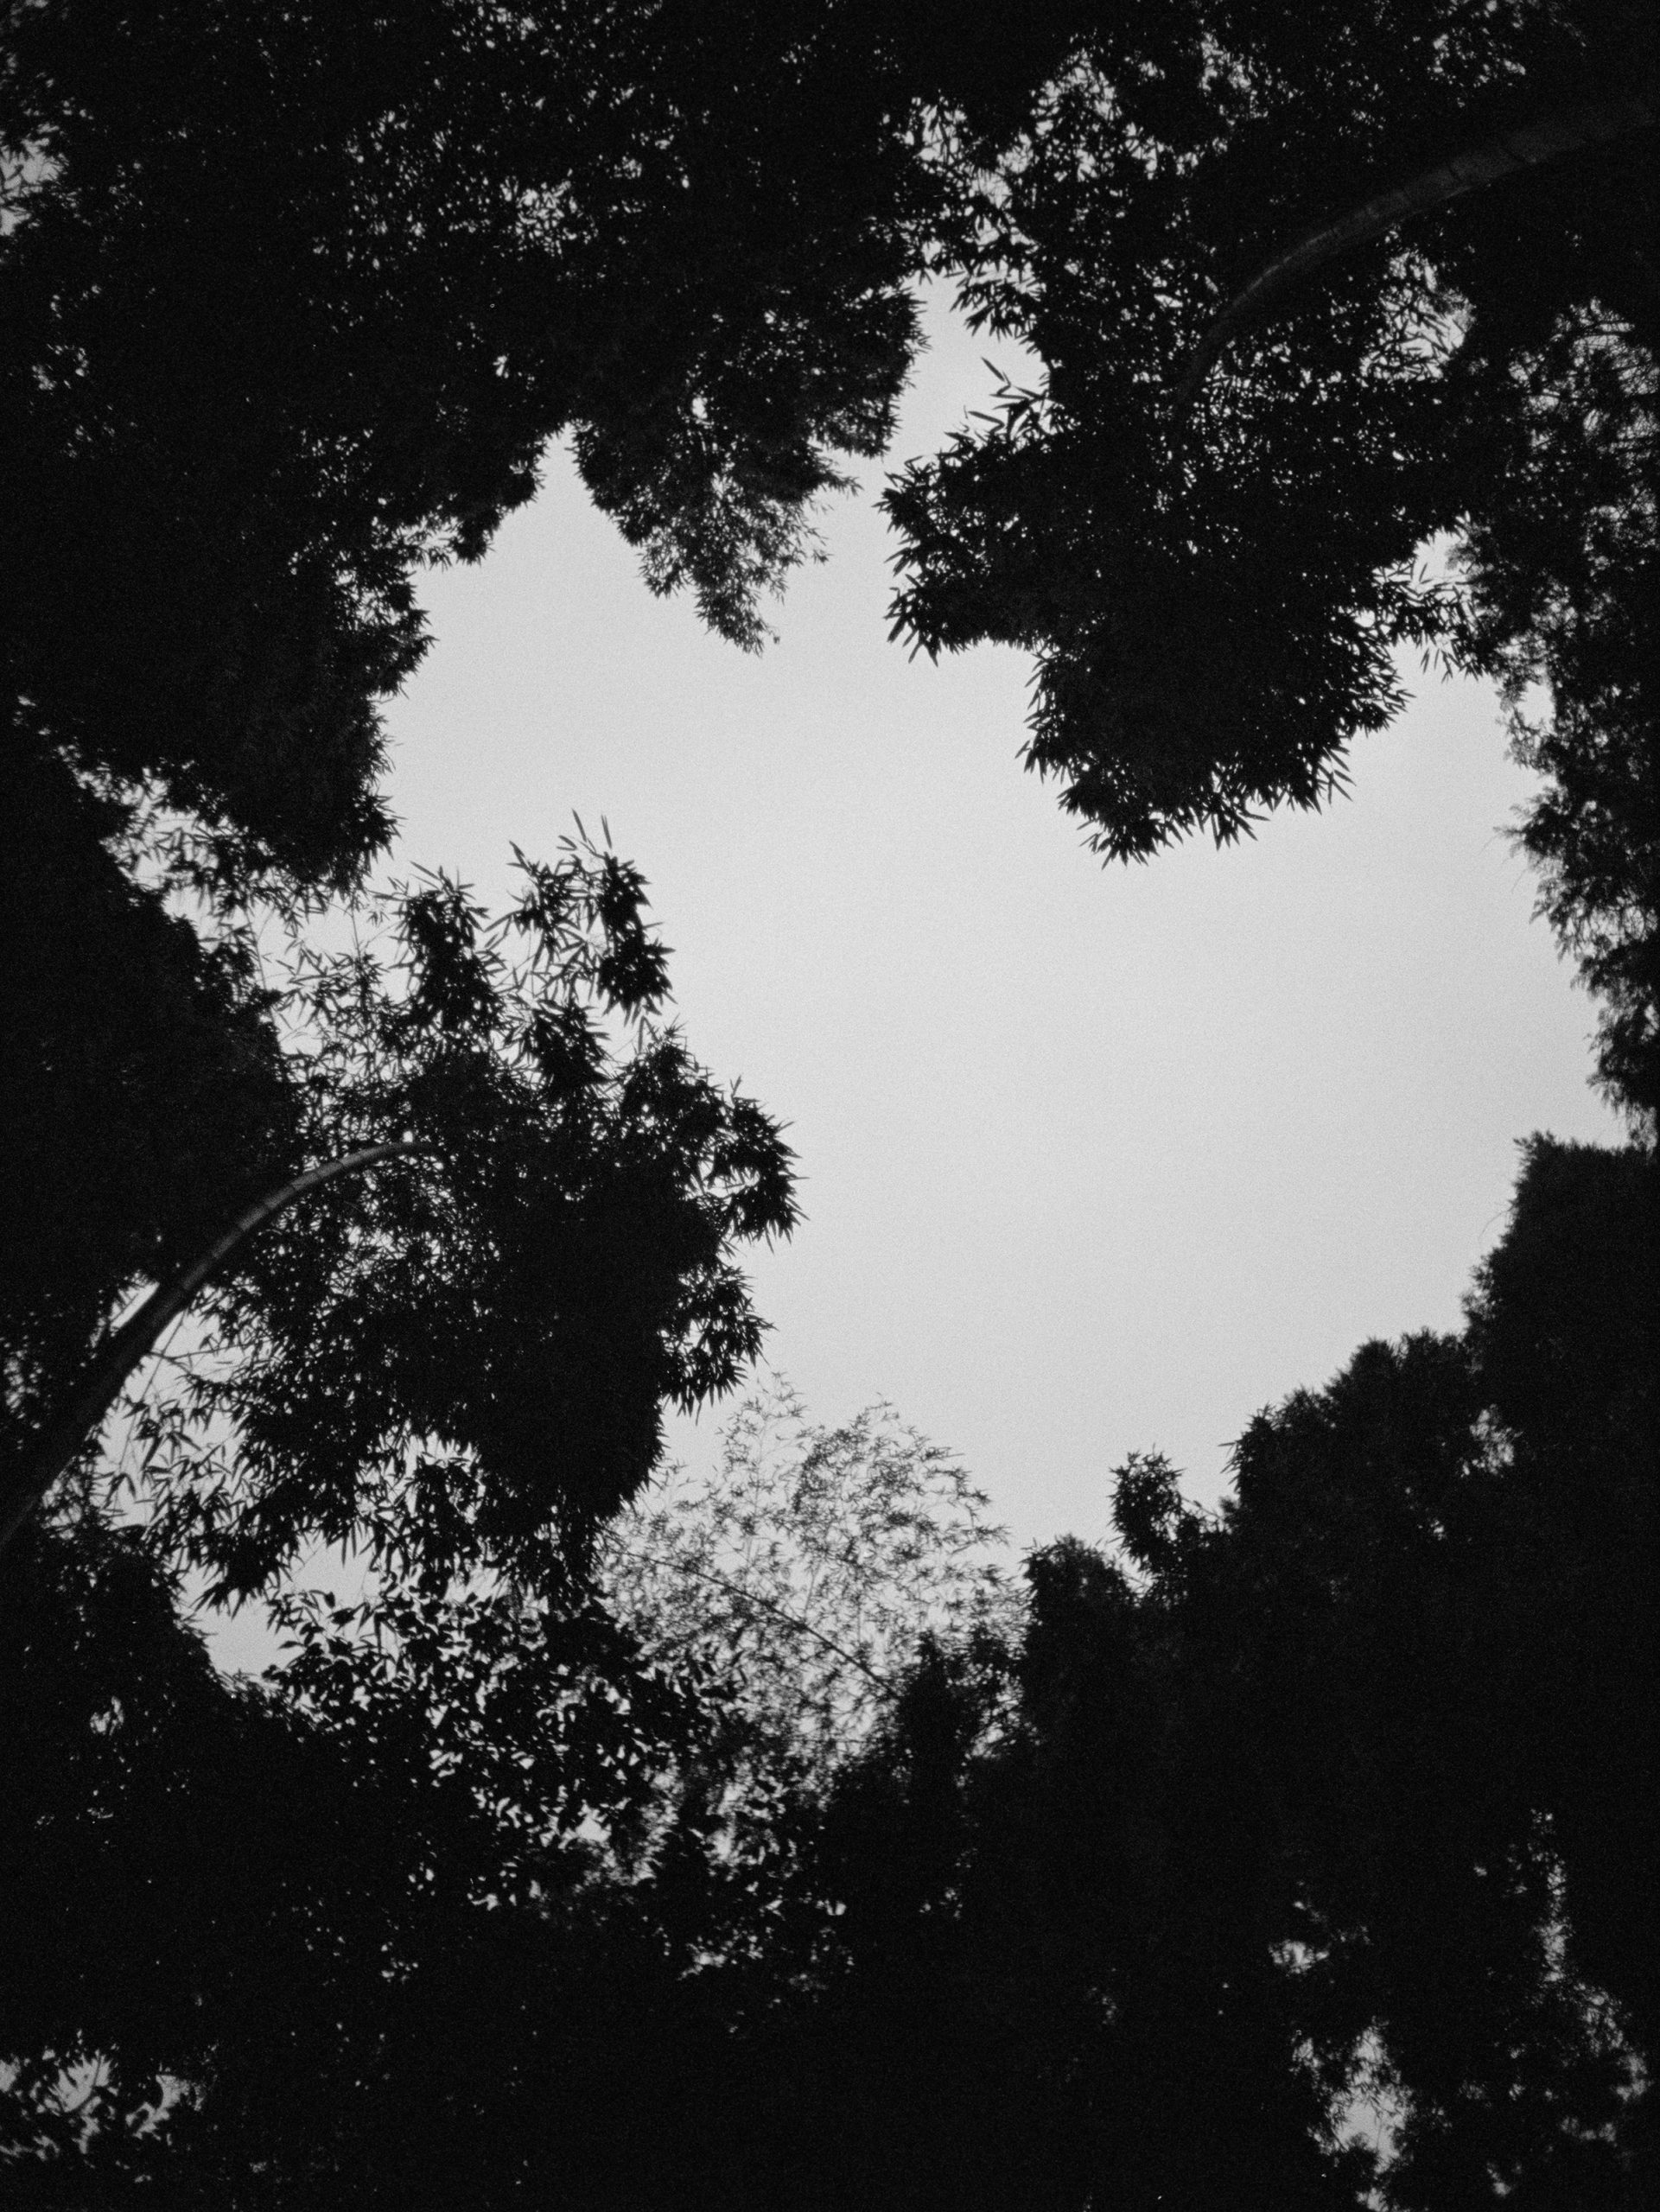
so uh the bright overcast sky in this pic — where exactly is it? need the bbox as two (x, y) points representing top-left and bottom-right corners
(379, 286), (1619, 1558)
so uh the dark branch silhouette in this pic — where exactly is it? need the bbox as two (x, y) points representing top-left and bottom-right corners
(1171, 94), (1656, 417)
(0, 1141), (428, 1558)
(672, 1557), (897, 1691)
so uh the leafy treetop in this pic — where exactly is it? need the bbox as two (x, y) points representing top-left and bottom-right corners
(120, 838), (798, 1599)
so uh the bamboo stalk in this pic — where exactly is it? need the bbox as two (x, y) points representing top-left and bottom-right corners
(1, 1141), (429, 1559)
(1171, 96), (1656, 418)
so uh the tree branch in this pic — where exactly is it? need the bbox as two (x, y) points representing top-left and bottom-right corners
(1, 1141), (430, 1560)
(1171, 95), (1657, 419)
(651, 1557), (896, 1691)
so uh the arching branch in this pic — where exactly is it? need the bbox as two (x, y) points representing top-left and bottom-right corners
(1, 1140), (430, 1559)
(1172, 94), (1656, 419)
(671, 1557), (896, 1690)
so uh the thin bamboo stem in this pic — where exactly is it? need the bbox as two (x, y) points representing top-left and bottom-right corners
(1, 1141), (429, 1559)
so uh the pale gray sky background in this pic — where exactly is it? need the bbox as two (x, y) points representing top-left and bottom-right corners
(378, 287), (1619, 1557)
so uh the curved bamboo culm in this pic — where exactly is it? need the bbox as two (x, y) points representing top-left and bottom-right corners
(1170, 93), (1657, 421)
(675, 1558), (895, 1690)
(0, 1139), (431, 1560)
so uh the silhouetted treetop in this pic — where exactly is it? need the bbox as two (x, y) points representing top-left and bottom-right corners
(887, 0), (1657, 1112)
(6, 1141), (1654, 2205)
(111, 842), (799, 1599)
(2, 0), (963, 887)
(8, 4), (1654, 1463)
(890, 1), (1653, 815)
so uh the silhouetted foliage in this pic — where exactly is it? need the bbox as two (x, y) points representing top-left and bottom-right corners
(0, 1496), (728, 2205)
(1463, 1138), (1659, 2080)
(634, 1144), (1652, 2211)
(92, 843), (798, 1598)
(884, 0), (1658, 1116)
(0, 753), (293, 1437)
(5, 8), (1655, 2204)
(0, 0), (944, 1485)
(2, 0), (949, 876)
(2, 1395), (988, 2205)
(602, 1375), (1018, 1780)
(9, 0), (1655, 1484)
(10, 1140), (1648, 2206)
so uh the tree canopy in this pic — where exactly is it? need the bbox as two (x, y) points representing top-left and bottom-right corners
(2, 0), (933, 1487)
(3, 839), (797, 1598)
(11, 0), (1650, 897)
(884, 0), (1657, 1113)
(7, 1140), (1651, 2202)
(6, 0), (1656, 1484)
(3, 4), (1657, 2204)
(3, 0), (938, 870)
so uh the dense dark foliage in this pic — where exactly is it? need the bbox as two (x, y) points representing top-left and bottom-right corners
(6, 0), (1655, 1478)
(2, 0), (976, 1492)
(4, 1145), (1651, 2206)
(671, 1137), (1649, 2212)
(0, 1503), (724, 2202)
(4, 6), (1656, 2205)
(0, 753), (293, 1436)
(886, 0), (1658, 1115)
(89, 845), (796, 1596)
(2, 0), (941, 870)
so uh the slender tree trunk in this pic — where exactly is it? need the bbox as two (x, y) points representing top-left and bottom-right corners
(1172, 95), (1657, 416)
(0, 1141), (428, 1559)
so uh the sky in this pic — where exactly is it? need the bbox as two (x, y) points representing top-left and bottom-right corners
(374, 285), (1619, 1560)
